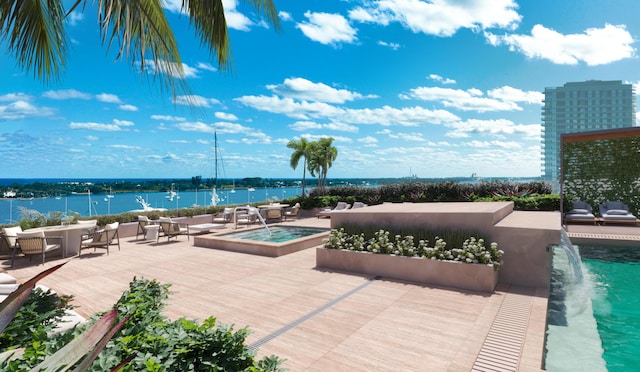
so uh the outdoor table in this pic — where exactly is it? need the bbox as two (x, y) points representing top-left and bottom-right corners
(143, 225), (161, 241)
(25, 224), (89, 257)
(189, 223), (225, 234)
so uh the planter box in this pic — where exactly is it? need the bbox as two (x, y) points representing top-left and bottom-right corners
(316, 248), (498, 293)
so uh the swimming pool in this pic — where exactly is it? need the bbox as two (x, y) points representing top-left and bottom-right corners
(579, 245), (640, 371)
(546, 243), (640, 371)
(193, 225), (330, 257)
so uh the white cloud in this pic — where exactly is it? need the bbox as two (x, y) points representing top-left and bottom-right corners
(486, 24), (636, 66)
(141, 59), (200, 78)
(428, 74), (456, 85)
(119, 104), (138, 111)
(174, 121), (253, 135)
(289, 121), (322, 131)
(96, 93), (121, 103)
(173, 95), (220, 107)
(67, 11), (84, 26)
(445, 119), (541, 140)
(279, 11), (292, 22)
(215, 112), (238, 121)
(267, 77), (375, 104)
(358, 136), (378, 144)
(378, 40), (400, 50)
(488, 86), (543, 104)
(0, 100), (55, 120)
(297, 11), (357, 45)
(42, 89), (91, 100)
(0, 93), (33, 102)
(236, 94), (459, 125)
(69, 119), (133, 131)
(463, 140), (521, 149)
(151, 115), (186, 121)
(349, 0), (521, 37)
(401, 86), (541, 112)
(197, 62), (217, 72)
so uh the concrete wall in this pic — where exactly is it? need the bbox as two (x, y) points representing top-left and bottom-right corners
(328, 202), (559, 288)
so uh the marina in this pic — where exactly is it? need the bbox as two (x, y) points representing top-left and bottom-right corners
(0, 186), (303, 225)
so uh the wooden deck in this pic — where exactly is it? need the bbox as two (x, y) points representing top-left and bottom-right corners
(2, 217), (548, 371)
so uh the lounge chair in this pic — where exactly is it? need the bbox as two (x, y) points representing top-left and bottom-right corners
(316, 202), (351, 218)
(265, 207), (283, 223)
(136, 216), (152, 240)
(1, 226), (22, 265)
(283, 203), (300, 221)
(599, 201), (638, 225)
(158, 217), (190, 242)
(80, 222), (120, 255)
(15, 231), (62, 265)
(235, 207), (259, 228)
(352, 201), (368, 209)
(213, 208), (234, 224)
(564, 201), (597, 225)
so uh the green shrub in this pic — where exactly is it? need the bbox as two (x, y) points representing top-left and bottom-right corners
(2, 278), (284, 371)
(324, 228), (503, 270)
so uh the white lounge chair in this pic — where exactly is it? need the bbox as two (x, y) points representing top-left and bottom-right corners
(316, 202), (351, 218)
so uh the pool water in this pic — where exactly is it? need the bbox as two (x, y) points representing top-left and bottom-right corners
(579, 245), (640, 371)
(222, 226), (328, 243)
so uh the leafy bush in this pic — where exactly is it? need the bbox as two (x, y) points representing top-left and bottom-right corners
(1, 277), (284, 371)
(470, 193), (561, 211)
(0, 288), (73, 350)
(324, 228), (503, 270)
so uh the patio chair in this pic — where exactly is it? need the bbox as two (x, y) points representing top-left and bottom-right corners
(15, 231), (62, 266)
(158, 217), (190, 242)
(599, 201), (638, 225)
(283, 203), (300, 221)
(136, 215), (152, 240)
(316, 201), (351, 218)
(80, 222), (120, 255)
(76, 219), (98, 240)
(213, 208), (234, 224)
(563, 201), (597, 225)
(1, 226), (22, 265)
(235, 207), (259, 228)
(265, 207), (283, 223)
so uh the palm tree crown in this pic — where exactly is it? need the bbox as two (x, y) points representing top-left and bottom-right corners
(0, 0), (280, 100)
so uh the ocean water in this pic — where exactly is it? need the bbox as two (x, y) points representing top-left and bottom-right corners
(580, 245), (640, 371)
(0, 187), (301, 224)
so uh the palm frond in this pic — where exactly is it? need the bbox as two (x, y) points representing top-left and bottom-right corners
(0, 0), (67, 82)
(96, 0), (188, 99)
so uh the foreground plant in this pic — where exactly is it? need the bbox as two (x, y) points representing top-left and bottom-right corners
(0, 267), (284, 371)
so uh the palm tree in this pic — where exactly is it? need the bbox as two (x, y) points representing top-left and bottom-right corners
(287, 138), (311, 196)
(0, 0), (280, 100)
(308, 137), (338, 195)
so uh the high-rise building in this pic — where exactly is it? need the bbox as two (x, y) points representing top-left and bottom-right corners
(542, 80), (636, 181)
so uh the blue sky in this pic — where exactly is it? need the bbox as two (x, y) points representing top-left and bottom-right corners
(1, 0), (639, 180)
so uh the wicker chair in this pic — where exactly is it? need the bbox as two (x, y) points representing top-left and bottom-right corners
(15, 231), (62, 265)
(283, 203), (300, 221)
(1, 226), (22, 262)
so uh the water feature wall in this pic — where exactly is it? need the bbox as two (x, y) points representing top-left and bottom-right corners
(544, 231), (606, 371)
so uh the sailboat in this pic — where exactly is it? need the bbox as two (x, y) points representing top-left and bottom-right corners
(211, 132), (224, 207)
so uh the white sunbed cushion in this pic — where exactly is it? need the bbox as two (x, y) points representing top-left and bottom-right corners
(607, 209), (629, 215)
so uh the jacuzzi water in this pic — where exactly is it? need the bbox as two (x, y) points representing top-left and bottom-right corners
(546, 241), (640, 371)
(222, 226), (328, 243)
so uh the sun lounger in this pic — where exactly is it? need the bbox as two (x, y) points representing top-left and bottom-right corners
(316, 202), (351, 218)
(599, 201), (638, 225)
(563, 201), (597, 225)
